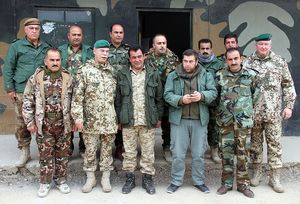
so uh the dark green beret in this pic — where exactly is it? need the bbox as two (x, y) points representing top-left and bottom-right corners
(94, 40), (110, 48)
(255, 33), (272, 41)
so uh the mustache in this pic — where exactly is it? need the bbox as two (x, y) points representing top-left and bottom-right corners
(203, 52), (209, 55)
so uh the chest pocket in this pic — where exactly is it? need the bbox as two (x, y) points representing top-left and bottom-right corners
(147, 81), (158, 97)
(119, 81), (131, 96)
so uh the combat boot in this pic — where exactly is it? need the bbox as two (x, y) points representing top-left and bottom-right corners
(15, 146), (31, 167)
(122, 172), (135, 194)
(210, 146), (221, 164)
(142, 174), (156, 195)
(269, 169), (284, 193)
(82, 171), (96, 193)
(250, 164), (262, 187)
(101, 171), (111, 193)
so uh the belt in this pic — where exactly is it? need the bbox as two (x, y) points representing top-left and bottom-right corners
(45, 112), (63, 119)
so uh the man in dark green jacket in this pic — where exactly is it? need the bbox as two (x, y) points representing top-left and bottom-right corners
(3, 17), (50, 167)
(58, 24), (94, 155)
(198, 38), (225, 163)
(115, 46), (163, 195)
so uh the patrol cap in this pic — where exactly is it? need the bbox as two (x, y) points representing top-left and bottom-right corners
(24, 18), (40, 26)
(94, 40), (110, 48)
(255, 33), (272, 41)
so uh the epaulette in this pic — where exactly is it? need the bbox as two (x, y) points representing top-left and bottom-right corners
(246, 67), (259, 74)
(62, 68), (70, 74)
(44, 40), (52, 47)
(12, 38), (20, 43)
(123, 43), (130, 50)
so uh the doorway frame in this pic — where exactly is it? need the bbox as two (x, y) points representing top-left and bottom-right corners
(136, 8), (193, 50)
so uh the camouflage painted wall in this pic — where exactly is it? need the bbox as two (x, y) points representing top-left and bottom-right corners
(0, 0), (299, 135)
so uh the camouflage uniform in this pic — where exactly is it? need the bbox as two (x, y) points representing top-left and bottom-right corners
(3, 37), (50, 149)
(58, 43), (94, 154)
(22, 67), (73, 184)
(71, 59), (118, 172)
(115, 65), (164, 175)
(215, 66), (259, 189)
(108, 42), (130, 150)
(243, 51), (296, 169)
(198, 56), (225, 148)
(145, 48), (179, 149)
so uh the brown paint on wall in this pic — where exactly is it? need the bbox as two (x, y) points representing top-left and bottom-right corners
(111, 0), (119, 8)
(17, 18), (26, 38)
(192, 8), (227, 55)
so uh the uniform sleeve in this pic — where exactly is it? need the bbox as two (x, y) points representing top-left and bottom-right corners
(71, 70), (86, 123)
(281, 61), (296, 109)
(22, 75), (36, 128)
(154, 71), (164, 119)
(163, 72), (182, 108)
(251, 73), (261, 106)
(200, 71), (218, 104)
(3, 44), (17, 92)
(115, 72), (122, 123)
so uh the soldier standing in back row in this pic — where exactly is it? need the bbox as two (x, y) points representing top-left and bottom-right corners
(22, 48), (73, 198)
(108, 23), (130, 160)
(197, 38), (225, 163)
(243, 33), (296, 193)
(145, 34), (179, 163)
(3, 17), (50, 167)
(72, 40), (118, 193)
(58, 24), (94, 156)
(215, 48), (259, 198)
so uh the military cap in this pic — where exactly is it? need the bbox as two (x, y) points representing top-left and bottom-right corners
(94, 40), (110, 48)
(24, 18), (40, 26)
(255, 33), (272, 41)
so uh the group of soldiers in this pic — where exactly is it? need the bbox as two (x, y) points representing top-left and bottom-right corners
(3, 17), (296, 198)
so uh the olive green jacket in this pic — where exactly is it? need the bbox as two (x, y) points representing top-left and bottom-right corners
(115, 65), (164, 128)
(3, 37), (50, 93)
(58, 43), (94, 69)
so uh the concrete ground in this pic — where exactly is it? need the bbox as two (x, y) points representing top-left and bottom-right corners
(0, 132), (300, 204)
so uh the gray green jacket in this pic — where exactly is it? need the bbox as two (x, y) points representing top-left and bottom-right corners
(3, 37), (50, 93)
(164, 64), (217, 126)
(115, 65), (164, 128)
(198, 57), (225, 78)
(58, 43), (94, 69)
(215, 66), (260, 128)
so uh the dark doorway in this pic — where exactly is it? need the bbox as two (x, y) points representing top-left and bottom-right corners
(138, 9), (192, 60)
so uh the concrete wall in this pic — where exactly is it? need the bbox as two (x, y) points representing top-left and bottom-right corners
(0, 0), (299, 135)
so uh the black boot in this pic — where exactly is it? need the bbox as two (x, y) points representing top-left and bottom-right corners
(142, 174), (156, 195)
(122, 172), (135, 194)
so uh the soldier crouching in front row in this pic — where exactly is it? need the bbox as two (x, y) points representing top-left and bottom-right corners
(22, 48), (74, 198)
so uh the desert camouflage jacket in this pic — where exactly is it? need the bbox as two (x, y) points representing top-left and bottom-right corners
(71, 59), (118, 134)
(243, 51), (296, 122)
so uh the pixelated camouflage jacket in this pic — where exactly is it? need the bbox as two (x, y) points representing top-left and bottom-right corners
(22, 66), (73, 135)
(71, 59), (118, 134)
(108, 42), (130, 71)
(215, 66), (260, 128)
(164, 63), (217, 126)
(3, 37), (50, 93)
(115, 64), (164, 128)
(144, 48), (180, 85)
(243, 51), (296, 122)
